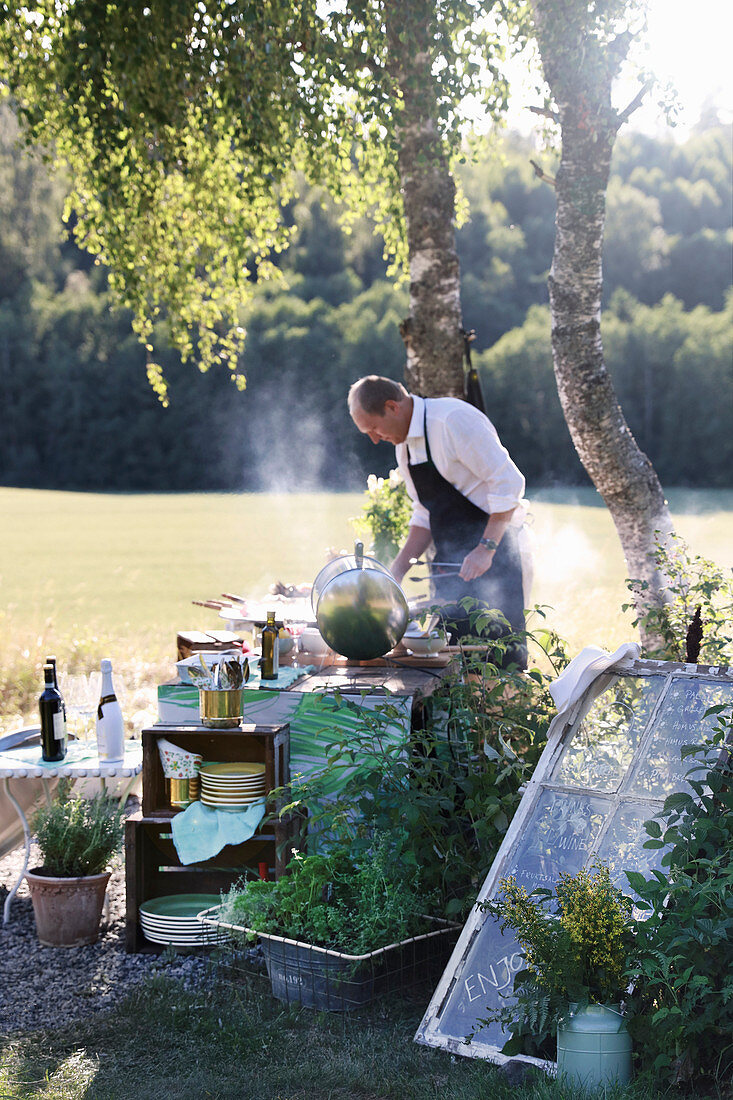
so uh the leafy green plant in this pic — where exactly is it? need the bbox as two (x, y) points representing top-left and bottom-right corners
(31, 778), (125, 877)
(624, 708), (733, 1091)
(625, 534), (733, 664)
(220, 835), (433, 954)
(351, 469), (412, 564)
(281, 608), (567, 921)
(433, 602), (568, 755)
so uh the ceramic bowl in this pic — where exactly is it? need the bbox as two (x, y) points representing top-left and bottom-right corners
(403, 632), (447, 657)
(298, 627), (332, 656)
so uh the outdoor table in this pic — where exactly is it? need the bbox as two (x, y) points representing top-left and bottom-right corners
(0, 734), (143, 923)
(157, 655), (457, 785)
(245, 659), (456, 796)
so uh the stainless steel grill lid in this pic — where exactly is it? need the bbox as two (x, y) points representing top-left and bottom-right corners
(311, 542), (408, 660)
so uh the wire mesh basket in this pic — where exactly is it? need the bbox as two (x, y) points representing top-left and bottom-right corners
(198, 905), (460, 1012)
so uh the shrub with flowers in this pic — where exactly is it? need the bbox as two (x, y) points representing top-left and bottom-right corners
(481, 860), (635, 1056)
(351, 469), (412, 564)
(497, 860), (633, 1004)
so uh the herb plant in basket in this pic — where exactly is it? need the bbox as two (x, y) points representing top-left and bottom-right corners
(484, 859), (636, 1086)
(26, 778), (125, 947)
(216, 837), (453, 1010)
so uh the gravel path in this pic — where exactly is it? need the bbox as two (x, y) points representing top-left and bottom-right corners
(0, 801), (210, 1037)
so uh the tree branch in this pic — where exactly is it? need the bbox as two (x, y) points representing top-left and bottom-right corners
(529, 159), (556, 188)
(607, 29), (633, 73)
(617, 81), (653, 125)
(529, 105), (560, 124)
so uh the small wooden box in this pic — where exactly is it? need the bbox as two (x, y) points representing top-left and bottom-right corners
(124, 811), (302, 953)
(176, 630), (243, 660)
(141, 723), (289, 818)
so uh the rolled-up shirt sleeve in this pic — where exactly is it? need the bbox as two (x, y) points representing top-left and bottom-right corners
(394, 399), (526, 532)
(442, 404), (525, 516)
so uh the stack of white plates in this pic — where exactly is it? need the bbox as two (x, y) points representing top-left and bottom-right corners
(199, 762), (267, 812)
(139, 894), (228, 947)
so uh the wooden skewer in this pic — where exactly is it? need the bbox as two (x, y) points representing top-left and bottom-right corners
(220, 592), (248, 605)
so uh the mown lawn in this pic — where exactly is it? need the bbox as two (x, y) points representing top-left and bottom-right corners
(1, 486), (730, 733)
(0, 973), (673, 1100)
(1, 486), (730, 651)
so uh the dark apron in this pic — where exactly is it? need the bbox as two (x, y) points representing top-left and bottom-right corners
(407, 401), (526, 667)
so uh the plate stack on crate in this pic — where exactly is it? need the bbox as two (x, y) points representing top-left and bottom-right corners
(125, 721), (302, 953)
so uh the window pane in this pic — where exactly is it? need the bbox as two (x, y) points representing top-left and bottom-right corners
(628, 679), (733, 798)
(596, 802), (670, 891)
(554, 676), (663, 791)
(507, 790), (611, 894)
(433, 917), (523, 1049)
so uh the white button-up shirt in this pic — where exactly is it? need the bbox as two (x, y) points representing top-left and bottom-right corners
(395, 395), (528, 532)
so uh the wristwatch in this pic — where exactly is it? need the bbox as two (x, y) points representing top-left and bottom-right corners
(479, 537), (498, 551)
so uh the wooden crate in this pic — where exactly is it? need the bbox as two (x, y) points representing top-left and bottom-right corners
(125, 811), (303, 953)
(141, 722), (289, 818)
(127, 721), (298, 953)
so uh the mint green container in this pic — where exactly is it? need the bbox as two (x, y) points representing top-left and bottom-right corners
(557, 1003), (632, 1087)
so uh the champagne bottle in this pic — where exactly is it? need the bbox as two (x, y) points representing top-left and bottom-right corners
(95, 658), (125, 762)
(260, 610), (279, 680)
(39, 664), (67, 762)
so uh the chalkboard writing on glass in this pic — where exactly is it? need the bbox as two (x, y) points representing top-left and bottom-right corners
(415, 658), (732, 1065)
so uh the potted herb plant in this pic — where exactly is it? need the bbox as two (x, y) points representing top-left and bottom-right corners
(26, 779), (125, 947)
(210, 837), (456, 1010)
(485, 859), (635, 1087)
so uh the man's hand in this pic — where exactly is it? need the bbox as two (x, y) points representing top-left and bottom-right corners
(459, 544), (495, 582)
(391, 524), (434, 585)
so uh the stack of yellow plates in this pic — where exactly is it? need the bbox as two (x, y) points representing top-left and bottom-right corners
(199, 762), (266, 813)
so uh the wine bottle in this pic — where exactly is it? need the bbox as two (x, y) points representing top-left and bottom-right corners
(95, 658), (125, 762)
(45, 654), (59, 686)
(260, 610), (279, 680)
(45, 654), (68, 732)
(39, 664), (67, 762)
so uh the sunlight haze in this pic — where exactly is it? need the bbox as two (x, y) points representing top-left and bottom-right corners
(504, 0), (732, 137)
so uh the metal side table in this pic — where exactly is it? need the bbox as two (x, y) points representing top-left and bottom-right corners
(0, 729), (142, 923)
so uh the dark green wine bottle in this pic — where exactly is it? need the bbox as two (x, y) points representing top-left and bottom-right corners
(39, 664), (67, 762)
(260, 610), (279, 680)
(45, 654), (68, 735)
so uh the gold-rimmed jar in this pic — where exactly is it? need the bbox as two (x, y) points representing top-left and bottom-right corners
(168, 777), (195, 809)
(198, 688), (243, 728)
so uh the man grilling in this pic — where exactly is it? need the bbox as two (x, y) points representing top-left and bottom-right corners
(348, 375), (530, 668)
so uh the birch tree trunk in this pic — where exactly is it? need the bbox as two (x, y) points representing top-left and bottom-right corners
(385, 0), (465, 398)
(529, 0), (673, 641)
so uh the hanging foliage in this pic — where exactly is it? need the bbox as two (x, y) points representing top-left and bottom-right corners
(0, 1), (520, 395)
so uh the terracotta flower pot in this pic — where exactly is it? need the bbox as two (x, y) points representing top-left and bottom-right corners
(25, 868), (111, 947)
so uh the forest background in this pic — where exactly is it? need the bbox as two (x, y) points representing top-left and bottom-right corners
(0, 103), (730, 495)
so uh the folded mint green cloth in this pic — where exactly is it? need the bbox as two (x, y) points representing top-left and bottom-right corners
(170, 798), (265, 865)
(248, 665), (315, 690)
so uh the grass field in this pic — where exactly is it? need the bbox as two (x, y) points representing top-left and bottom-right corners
(2, 485), (730, 648)
(0, 972), (688, 1100)
(1, 486), (731, 728)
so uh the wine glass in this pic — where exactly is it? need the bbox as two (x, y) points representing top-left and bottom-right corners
(60, 672), (100, 744)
